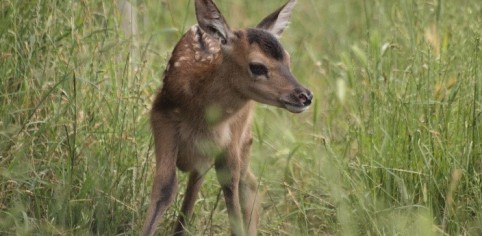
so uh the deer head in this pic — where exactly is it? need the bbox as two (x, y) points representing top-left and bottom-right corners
(193, 0), (312, 113)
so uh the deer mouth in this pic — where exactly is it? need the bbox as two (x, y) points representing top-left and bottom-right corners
(281, 101), (310, 113)
(279, 88), (313, 113)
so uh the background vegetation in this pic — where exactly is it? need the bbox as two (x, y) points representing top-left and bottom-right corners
(1, 0), (481, 235)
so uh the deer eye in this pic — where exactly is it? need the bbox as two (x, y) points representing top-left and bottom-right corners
(249, 63), (268, 77)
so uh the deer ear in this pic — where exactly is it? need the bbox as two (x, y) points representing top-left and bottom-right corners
(195, 0), (231, 44)
(256, 0), (297, 38)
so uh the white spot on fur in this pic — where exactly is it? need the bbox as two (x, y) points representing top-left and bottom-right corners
(178, 56), (189, 61)
(194, 34), (200, 42)
(190, 25), (197, 33)
(182, 82), (191, 94)
(174, 61), (181, 67)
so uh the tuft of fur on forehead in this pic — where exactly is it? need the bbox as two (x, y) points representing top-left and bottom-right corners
(246, 28), (284, 61)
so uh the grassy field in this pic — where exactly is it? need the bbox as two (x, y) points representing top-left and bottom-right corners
(1, 0), (481, 235)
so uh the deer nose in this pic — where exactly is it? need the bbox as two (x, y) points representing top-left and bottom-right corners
(296, 88), (313, 106)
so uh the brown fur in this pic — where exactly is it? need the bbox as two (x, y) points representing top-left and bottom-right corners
(142, 1), (311, 235)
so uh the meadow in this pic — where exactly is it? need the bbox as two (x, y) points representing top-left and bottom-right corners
(1, 0), (481, 235)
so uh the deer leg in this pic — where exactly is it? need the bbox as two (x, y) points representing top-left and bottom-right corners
(142, 113), (179, 236)
(239, 170), (259, 236)
(174, 171), (204, 235)
(239, 135), (259, 236)
(215, 154), (245, 236)
(142, 166), (177, 236)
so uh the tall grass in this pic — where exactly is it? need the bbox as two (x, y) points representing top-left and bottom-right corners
(1, 0), (481, 235)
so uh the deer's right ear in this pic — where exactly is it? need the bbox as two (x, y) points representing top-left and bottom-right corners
(195, 0), (231, 44)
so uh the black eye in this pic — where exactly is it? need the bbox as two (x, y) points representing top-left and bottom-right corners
(249, 63), (268, 76)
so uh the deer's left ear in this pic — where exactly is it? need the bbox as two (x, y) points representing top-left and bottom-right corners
(195, 0), (231, 44)
(256, 0), (297, 38)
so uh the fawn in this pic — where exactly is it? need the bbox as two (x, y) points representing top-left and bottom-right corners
(142, 0), (312, 235)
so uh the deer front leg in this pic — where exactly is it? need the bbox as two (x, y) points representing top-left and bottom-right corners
(239, 135), (259, 236)
(142, 112), (179, 236)
(174, 171), (205, 235)
(215, 152), (245, 236)
(240, 170), (259, 236)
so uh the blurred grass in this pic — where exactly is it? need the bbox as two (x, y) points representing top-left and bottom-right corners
(0, 0), (481, 235)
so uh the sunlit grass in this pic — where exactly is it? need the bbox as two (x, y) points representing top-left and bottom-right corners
(1, 0), (481, 235)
